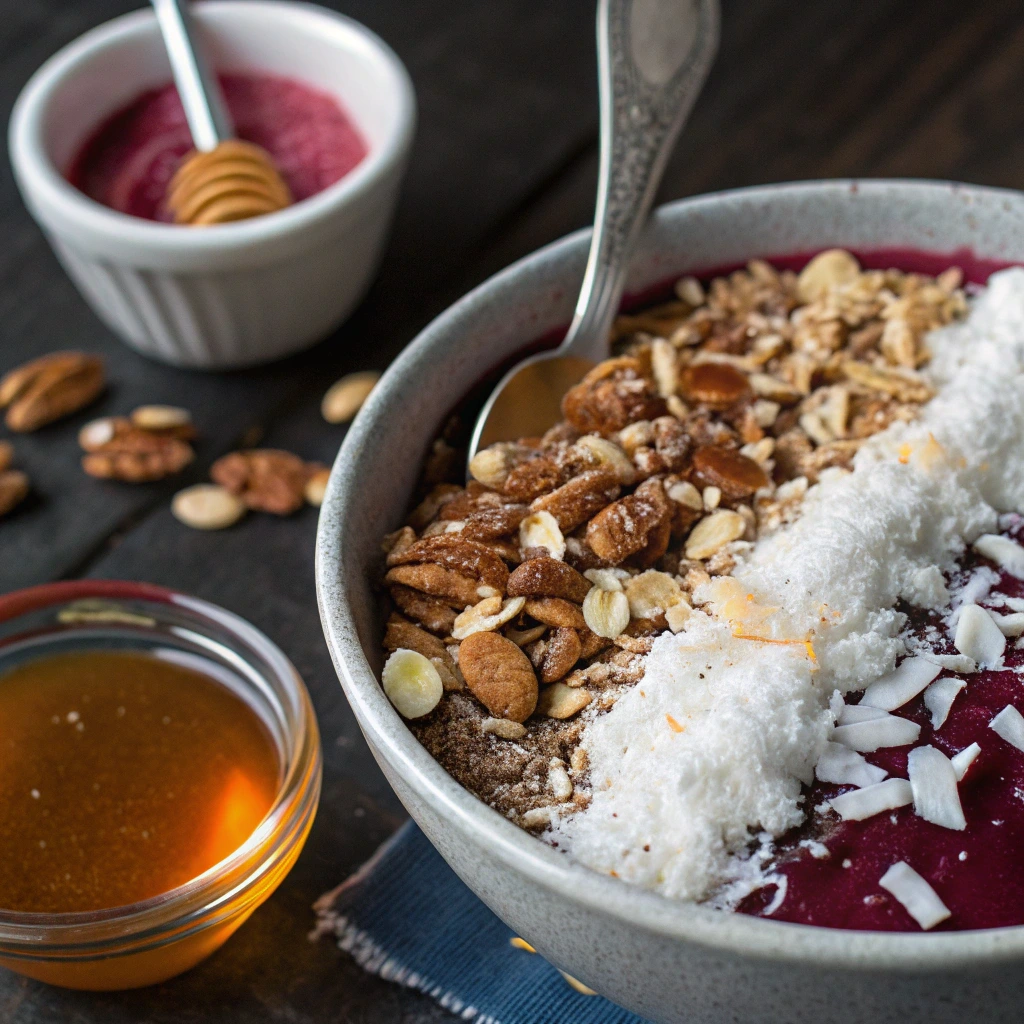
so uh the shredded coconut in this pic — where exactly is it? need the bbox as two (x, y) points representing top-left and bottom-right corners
(549, 269), (1024, 902)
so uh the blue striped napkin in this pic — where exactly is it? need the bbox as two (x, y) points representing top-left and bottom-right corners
(313, 821), (650, 1024)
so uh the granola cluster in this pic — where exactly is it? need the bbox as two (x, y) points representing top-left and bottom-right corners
(379, 250), (967, 826)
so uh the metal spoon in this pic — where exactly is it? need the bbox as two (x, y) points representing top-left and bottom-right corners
(467, 0), (719, 469)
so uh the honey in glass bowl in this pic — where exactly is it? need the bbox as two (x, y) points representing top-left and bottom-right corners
(0, 650), (280, 914)
(0, 581), (321, 991)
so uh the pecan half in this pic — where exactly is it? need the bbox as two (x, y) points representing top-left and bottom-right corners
(680, 363), (751, 409)
(461, 504), (529, 540)
(385, 564), (482, 608)
(529, 468), (620, 532)
(388, 584), (458, 634)
(458, 631), (538, 722)
(0, 352), (104, 432)
(539, 627), (582, 683)
(82, 424), (195, 482)
(507, 557), (591, 603)
(524, 597), (587, 629)
(562, 358), (666, 435)
(691, 445), (769, 501)
(0, 470), (29, 517)
(389, 534), (510, 594)
(586, 477), (671, 564)
(501, 454), (567, 502)
(211, 449), (311, 515)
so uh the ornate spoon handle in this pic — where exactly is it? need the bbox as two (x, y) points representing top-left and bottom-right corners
(562, 0), (719, 360)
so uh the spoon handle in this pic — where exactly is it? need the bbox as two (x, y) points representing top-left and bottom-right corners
(151, 0), (234, 152)
(562, 0), (719, 360)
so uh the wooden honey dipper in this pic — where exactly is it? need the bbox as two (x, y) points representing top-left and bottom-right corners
(152, 0), (291, 226)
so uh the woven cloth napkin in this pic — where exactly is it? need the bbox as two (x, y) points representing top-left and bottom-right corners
(313, 821), (650, 1024)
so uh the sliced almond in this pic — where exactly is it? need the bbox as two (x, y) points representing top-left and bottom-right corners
(78, 417), (120, 451)
(651, 337), (679, 398)
(305, 467), (330, 507)
(131, 405), (192, 431)
(321, 371), (380, 424)
(171, 484), (246, 530)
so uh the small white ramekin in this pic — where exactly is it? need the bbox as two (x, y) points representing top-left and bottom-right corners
(8, 1), (415, 369)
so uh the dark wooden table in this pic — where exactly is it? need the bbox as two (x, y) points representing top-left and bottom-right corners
(3, 0), (1024, 1019)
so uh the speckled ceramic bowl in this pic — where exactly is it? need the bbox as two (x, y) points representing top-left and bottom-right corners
(317, 180), (1024, 1024)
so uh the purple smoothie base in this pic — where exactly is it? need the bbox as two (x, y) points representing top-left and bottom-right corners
(738, 520), (1024, 932)
(66, 72), (368, 222)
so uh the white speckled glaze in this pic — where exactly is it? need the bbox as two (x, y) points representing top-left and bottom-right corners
(317, 181), (1024, 1023)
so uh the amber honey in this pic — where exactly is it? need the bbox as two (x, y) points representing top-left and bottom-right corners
(0, 649), (281, 914)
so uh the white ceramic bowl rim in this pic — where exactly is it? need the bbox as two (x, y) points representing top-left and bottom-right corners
(7, 0), (416, 253)
(318, 178), (1024, 972)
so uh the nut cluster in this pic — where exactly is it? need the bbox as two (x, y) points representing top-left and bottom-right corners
(378, 252), (967, 823)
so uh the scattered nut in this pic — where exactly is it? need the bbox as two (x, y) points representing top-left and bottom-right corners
(458, 631), (538, 723)
(211, 449), (310, 515)
(78, 417), (120, 451)
(321, 371), (380, 424)
(684, 509), (746, 560)
(130, 405), (193, 434)
(0, 469), (29, 517)
(83, 426), (195, 482)
(382, 648), (443, 719)
(0, 351), (104, 432)
(0, 440), (12, 474)
(305, 467), (330, 507)
(171, 484), (246, 530)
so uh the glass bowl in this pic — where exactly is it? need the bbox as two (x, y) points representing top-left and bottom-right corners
(0, 580), (321, 990)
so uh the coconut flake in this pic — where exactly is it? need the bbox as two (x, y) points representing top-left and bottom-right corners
(837, 703), (889, 725)
(951, 742), (981, 781)
(954, 604), (1006, 667)
(815, 741), (887, 788)
(920, 651), (978, 674)
(907, 746), (966, 830)
(989, 610), (1024, 636)
(922, 677), (966, 730)
(879, 862), (951, 930)
(973, 534), (1024, 578)
(830, 779), (913, 821)
(860, 657), (941, 712)
(832, 715), (921, 752)
(990, 704), (1024, 753)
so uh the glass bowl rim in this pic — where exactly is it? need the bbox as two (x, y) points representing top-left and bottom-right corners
(0, 579), (322, 955)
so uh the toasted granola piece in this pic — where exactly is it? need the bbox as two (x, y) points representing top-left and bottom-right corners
(586, 477), (671, 564)
(562, 358), (666, 436)
(507, 557), (592, 603)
